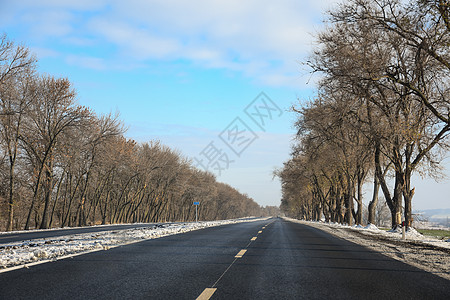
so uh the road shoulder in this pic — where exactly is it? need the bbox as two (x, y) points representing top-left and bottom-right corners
(285, 218), (450, 281)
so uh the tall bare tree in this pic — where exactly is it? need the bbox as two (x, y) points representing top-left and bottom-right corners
(0, 34), (36, 231)
(280, 0), (449, 229)
(21, 76), (89, 229)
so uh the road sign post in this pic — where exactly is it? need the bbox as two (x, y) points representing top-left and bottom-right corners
(193, 202), (200, 222)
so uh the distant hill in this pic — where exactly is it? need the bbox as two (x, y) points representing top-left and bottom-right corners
(414, 208), (450, 226)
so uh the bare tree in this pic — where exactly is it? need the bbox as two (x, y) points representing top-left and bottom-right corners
(329, 0), (450, 228)
(279, 0), (449, 229)
(21, 76), (89, 229)
(0, 35), (263, 231)
(0, 34), (36, 231)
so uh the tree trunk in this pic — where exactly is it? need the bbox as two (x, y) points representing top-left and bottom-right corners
(40, 158), (54, 229)
(368, 174), (380, 225)
(24, 168), (45, 230)
(355, 170), (364, 225)
(403, 169), (415, 228)
(345, 173), (354, 226)
(375, 144), (402, 228)
(6, 160), (15, 231)
(391, 171), (403, 228)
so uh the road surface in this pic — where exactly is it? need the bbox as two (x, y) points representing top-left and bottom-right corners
(0, 218), (259, 244)
(0, 218), (448, 299)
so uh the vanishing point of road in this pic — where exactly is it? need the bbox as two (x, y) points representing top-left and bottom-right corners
(0, 218), (448, 299)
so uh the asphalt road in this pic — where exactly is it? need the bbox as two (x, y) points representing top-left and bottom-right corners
(0, 218), (260, 245)
(0, 218), (448, 299)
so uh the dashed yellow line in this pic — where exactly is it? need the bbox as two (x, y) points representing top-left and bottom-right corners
(196, 288), (217, 300)
(197, 223), (272, 298)
(235, 249), (247, 258)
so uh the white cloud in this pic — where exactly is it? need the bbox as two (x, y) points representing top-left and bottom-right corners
(3, 0), (342, 87)
(10, 0), (107, 10)
(29, 46), (60, 59)
(90, 19), (182, 60)
(96, 0), (332, 87)
(22, 9), (74, 38)
(63, 37), (97, 47)
(65, 54), (106, 70)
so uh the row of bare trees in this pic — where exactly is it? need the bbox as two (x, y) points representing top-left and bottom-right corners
(0, 34), (264, 231)
(277, 0), (449, 228)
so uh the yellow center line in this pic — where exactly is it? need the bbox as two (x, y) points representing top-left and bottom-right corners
(235, 249), (247, 258)
(196, 288), (217, 300)
(197, 221), (276, 297)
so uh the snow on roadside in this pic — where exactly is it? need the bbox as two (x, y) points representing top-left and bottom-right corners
(285, 217), (450, 280)
(0, 218), (267, 271)
(325, 220), (450, 249)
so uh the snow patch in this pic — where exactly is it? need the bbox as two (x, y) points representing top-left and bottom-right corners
(0, 218), (267, 271)
(364, 224), (380, 231)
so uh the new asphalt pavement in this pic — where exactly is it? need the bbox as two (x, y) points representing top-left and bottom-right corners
(0, 218), (448, 299)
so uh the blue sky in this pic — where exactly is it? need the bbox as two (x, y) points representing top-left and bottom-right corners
(1, 0), (448, 210)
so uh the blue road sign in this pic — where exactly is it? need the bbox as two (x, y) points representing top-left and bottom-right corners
(193, 202), (200, 205)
